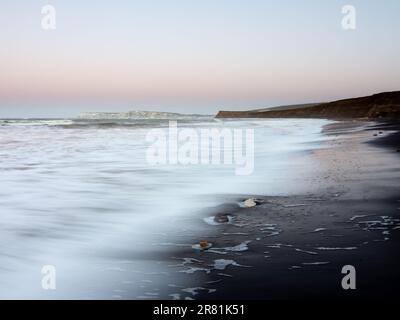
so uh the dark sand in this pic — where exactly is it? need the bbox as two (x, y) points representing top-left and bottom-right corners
(162, 120), (400, 300)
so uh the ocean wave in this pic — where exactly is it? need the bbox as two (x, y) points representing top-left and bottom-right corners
(0, 118), (217, 129)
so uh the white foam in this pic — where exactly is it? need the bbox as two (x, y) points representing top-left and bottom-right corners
(169, 293), (181, 300)
(295, 248), (318, 255)
(179, 267), (211, 274)
(182, 287), (214, 296)
(217, 241), (251, 252)
(315, 247), (357, 250)
(213, 259), (240, 270)
(283, 204), (308, 208)
(311, 228), (327, 233)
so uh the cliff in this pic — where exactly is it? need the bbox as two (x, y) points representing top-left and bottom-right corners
(216, 91), (400, 119)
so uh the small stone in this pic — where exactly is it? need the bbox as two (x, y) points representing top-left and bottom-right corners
(214, 214), (229, 223)
(192, 241), (212, 250)
(244, 198), (257, 208)
(200, 240), (209, 249)
(373, 134), (378, 137)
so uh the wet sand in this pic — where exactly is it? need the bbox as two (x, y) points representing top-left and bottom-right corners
(165, 120), (400, 300)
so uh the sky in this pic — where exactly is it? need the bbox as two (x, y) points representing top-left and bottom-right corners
(0, 0), (399, 118)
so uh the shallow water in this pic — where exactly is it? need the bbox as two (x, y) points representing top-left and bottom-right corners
(0, 117), (331, 298)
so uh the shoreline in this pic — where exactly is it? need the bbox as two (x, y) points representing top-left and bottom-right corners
(165, 120), (400, 300)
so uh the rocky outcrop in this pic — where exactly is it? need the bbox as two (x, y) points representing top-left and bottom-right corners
(216, 91), (400, 119)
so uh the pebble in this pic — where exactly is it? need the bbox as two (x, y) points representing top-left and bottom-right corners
(214, 214), (229, 223)
(192, 241), (212, 250)
(243, 198), (257, 207)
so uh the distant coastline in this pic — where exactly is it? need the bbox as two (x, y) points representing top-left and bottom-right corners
(77, 110), (213, 120)
(216, 91), (400, 119)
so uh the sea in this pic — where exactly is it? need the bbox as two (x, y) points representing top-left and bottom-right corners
(0, 117), (331, 298)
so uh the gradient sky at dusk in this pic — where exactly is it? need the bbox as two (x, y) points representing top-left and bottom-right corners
(0, 0), (399, 117)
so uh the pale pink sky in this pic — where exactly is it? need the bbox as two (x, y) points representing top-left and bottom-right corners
(0, 0), (399, 117)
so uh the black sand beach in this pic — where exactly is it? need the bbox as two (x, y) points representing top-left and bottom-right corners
(163, 120), (400, 300)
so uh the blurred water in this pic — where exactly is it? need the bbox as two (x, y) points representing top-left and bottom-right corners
(0, 118), (331, 298)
